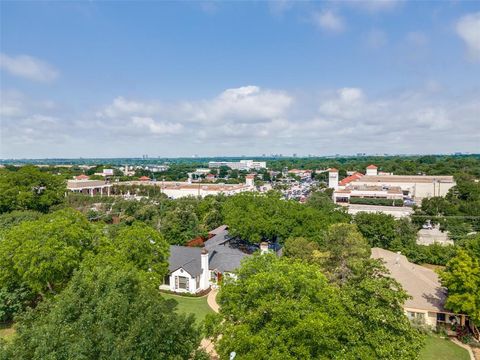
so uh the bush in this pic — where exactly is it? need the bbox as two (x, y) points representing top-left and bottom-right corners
(349, 197), (404, 207)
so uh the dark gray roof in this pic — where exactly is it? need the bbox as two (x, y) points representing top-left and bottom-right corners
(168, 246), (203, 277)
(205, 229), (230, 251)
(209, 247), (249, 273)
(168, 227), (283, 276)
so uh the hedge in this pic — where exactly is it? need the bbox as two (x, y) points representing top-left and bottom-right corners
(349, 197), (404, 207)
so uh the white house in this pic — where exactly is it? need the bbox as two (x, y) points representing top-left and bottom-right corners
(161, 226), (279, 294)
(161, 226), (251, 294)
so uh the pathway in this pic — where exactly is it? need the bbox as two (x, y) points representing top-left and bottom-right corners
(201, 288), (220, 359)
(207, 288), (219, 313)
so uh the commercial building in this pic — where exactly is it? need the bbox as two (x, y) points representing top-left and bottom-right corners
(330, 165), (455, 202)
(124, 177), (255, 199)
(67, 179), (112, 196)
(333, 185), (404, 204)
(208, 160), (267, 171)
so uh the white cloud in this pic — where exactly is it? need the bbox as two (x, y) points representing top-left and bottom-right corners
(456, 12), (480, 62)
(312, 10), (345, 33)
(0, 53), (59, 82)
(2, 85), (479, 158)
(187, 85), (293, 124)
(131, 116), (183, 135)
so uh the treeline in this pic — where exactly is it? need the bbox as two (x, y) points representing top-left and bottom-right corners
(0, 209), (208, 359)
(267, 154), (480, 177)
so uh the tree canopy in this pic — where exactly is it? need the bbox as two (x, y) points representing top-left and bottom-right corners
(208, 254), (423, 360)
(440, 249), (480, 326)
(1, 262), (203, 360)
(0, 166), (65, 213)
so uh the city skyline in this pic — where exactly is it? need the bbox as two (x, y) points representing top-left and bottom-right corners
(1, 1), (480, 158)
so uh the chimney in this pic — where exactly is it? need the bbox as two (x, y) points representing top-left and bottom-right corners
(200, 248), (210, 290)
(260, 242), (269, 255)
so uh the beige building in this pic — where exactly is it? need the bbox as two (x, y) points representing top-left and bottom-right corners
(67, 179), (112, 196)
(371, 248), (466, 329)
(329, 165), (455, 202)
(123, 179), (254, 199)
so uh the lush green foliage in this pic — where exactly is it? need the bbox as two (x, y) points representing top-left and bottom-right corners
(222, 192), (349, 244)
(0, 209), (100, 297)
(322, 223), (371, 284)
(208, 254), (423, 360)
(439, 250), (480, 326)
(349, 197), (404, 206)
(0, 166), (65, 213)
(0, 263), (203, 360)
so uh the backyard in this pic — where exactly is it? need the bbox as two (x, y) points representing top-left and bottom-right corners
(419, 334), (470, 360)
(161, 292), (215, 325)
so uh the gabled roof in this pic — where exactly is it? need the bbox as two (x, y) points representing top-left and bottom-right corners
(339, 172), (364, 186)
(168, 246), (203, 276)
(75, 174), (89, 180)
(367, 164), (378, 169)
(328, 168), (338, 172)
(371, 248), (447, 312)
(139, 176), (150, 181)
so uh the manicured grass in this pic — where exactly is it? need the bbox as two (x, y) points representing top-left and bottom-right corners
(419, 334), (470, 360)
(161, 292), (214, 325)
(0, 326), (15, 342)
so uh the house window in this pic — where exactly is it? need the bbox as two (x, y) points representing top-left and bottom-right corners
(437, 313), (446, 322)
(406, 311), (425, 323)
(164, 275), (170, 285)
(177, 276), (189, 290)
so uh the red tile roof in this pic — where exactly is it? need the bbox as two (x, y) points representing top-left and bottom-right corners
(328, 168), (338, 172)
(339, 172), (364, 186)
(75, 174), (89, 180)
(367, 164), (378, 169)
(139, 176), (150, 181)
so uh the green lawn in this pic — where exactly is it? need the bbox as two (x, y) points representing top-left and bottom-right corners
(161, 292), (214, 325)
(419, 334), (470, 360)
(0, 326), (15, 342)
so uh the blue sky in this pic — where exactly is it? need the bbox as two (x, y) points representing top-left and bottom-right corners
(1, 1), (479, 158)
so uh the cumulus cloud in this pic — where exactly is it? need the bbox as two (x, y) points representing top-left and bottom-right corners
(456, 12), (480, 61)
(312, 10), (345, 33)
(131, 116), (183, 135)
(0, 53), (59, 82)
(186, 86), (293, 124)
(1, 85), (479, 158)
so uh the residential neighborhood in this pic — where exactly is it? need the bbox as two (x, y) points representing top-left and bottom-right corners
(2, 1), (480, 359)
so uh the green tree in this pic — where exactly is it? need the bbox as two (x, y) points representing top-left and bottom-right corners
(342, 259), (424, 358)
(355, 212), (397, 248)
(112, 222), (170, 280)
(1, 262), (203, 360)
(283, 237), (321, 263)
(160, 205), (202, 245)
(439, 250), (480, 325)
(0, 209), (101, 297)
(209, 254), (422, 360)
(322, 223), (371, 284)
(0, 166), (65, 213)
